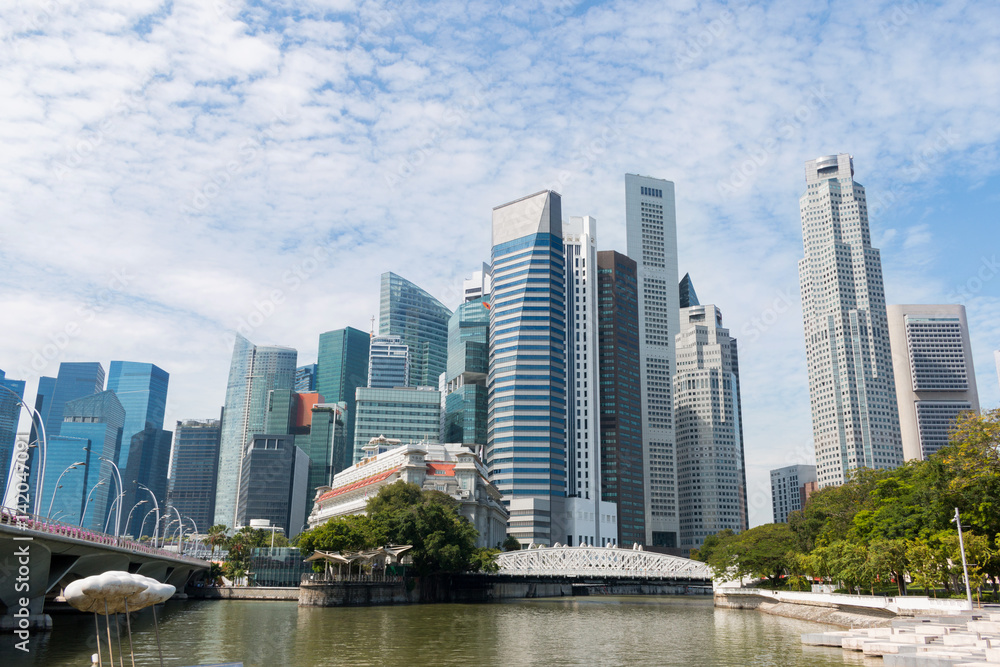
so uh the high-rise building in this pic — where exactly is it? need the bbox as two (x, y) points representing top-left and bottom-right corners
(316, 327), (370, 459)
(563, 216), (618, 546)
(887, 305), (980, 461)
(678, 273), (700, 309)
(770, 465), (817, 523)
(236, 434), (310, 538)
(367, 335), (410, 388)
(674, 303), (749, 548)
(353, 387), (441, 462)
(379, 272), (453, 388)
(215, 335), (297, 528)
(596, 251), (645, 547)
(0, 369), (26, 502)
(294, 364), (318, 393)
(107, 361), (171, 537)
(798, 154), (903, 487)
(167, 416), (222, 534)
(52, 391), (125, 530)
(625, 174), (680, 547)
(302, 402), (349, 497)
(443, 301), (490, 448)
(462, 263), (493, 303)
(487, 190), (568, 546)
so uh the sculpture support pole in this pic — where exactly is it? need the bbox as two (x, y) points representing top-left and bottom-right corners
(124, 599), (136, 667)
(94, 612), (103, 667)
(104, 601), (115, 667)
(152, 605), (165, 667)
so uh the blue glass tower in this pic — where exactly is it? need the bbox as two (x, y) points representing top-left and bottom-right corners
(379, 272), (453, 388)
(0, 369), (27, 503)
(487, 190), (567, 545)
(316, 327), (370, 461)
(444, 301), (489, 446)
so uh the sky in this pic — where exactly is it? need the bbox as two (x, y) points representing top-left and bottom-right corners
(2, 0), (998, 528)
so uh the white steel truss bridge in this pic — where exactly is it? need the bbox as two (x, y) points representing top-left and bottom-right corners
(495, 546), (713, 581)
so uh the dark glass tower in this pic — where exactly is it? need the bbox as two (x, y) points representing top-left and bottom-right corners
(167, 416), (222, 533)
(596, 251), (646, 547)
(487, 190), (567, 545)
(444, 301), (489, 447)
(678, 273), (700, 309)
(316, 327), (369, 457)
(0, 369), (26, 502)
(379, 272), (453, 388)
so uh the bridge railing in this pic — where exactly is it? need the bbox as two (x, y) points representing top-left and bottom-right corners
(0, 508), (206, 566)
(495, 546), (714, 580)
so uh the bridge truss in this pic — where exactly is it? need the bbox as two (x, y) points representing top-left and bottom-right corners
(495, 546), (713, 581)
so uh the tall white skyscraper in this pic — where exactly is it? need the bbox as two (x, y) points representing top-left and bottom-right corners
(887, 304), (979, 461)
(798, 154), (903, 488)
(563, 215), (617, 546)
(215, 335), (297, 527)
(625, 174), (680, 547)
(674, 303), (748, 548)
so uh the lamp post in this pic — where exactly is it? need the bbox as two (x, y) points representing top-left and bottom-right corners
(124, 500), (148, 539)
(952, 507), (974, 610)
(139, 507), (159, 542)
(80, 480), (106, 527)
(104, 493), (126, 533)
(46, 461), (87, 518)
(0, 384), (48, 516)
(171, 506), (184, 555)
(137, 483), (160, 547)
(98, 456), (123, 538)
(185, 516), (201, 556)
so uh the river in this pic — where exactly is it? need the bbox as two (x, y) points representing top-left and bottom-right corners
(4, 596), (861, 666)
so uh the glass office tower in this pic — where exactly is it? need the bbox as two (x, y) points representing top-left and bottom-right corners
(167, 416), (222, 534)
(316, 327), (369, 459)
(444, 301), (489, 447)
(367, 335), (410, 388)
(379, 272), (453, 388)
(487, 190), (567, 546)
(0, 369), (26, 502)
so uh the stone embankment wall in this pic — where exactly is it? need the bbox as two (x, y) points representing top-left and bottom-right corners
(298, 581), (417, 607)
(714, 589), (969, 629)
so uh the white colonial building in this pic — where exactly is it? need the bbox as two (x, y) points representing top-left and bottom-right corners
(307, 437), (508, 549)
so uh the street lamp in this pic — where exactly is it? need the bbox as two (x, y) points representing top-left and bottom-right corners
(104, 492), (127, 533)
(46, 461), (87, 518)
(171, 505), (184, 555)
(0, 384), (48, 516)
(98, 456), (123, 538)
(124, 500), (148, 539)
(80, 480), (106, 527)
(139, 507), (158, 542)
(952, 508), (974, 610)
(137, 483), (160, 547)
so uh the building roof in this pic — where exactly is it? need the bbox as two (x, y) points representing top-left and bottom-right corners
(316, 467), (400, 503)
(426, 463), (455, 476)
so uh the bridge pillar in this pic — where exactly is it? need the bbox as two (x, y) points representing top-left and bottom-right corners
(0, 537), (53, 631)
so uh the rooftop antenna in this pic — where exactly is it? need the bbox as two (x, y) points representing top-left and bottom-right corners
(370, 315), (375, 338)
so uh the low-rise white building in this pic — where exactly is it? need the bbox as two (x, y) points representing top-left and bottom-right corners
(307, 437), (508, 549)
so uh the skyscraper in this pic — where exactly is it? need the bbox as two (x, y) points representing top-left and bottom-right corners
(353, 387), (441, 461)
(107, 361), (171, 537)
(379, 272), (453, 388)
(215, 335), (297, 528)
(798, 154), (903, 487)
(887, 305), (980, 461)
(0, 369), (26, 502)
(487, 190), (567, 546)
(674, 303), (748, 548)
(367, 335), (410, 388)
(294, 364), (318, 392)
(316, 327), (370, 458)
(462, 263), (493, 303)
(167, 416), (222, 533)
(443, 300), (489, 448)
(236, 433), (310, 537)
(770, 465), (817, 523)
(596, 251), (645, 547)
(625, 174), (680, 548)
(678, 273), (700, 309)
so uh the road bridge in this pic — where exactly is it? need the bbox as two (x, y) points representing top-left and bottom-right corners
(495, 545), (713, 583)
(0, 511), (209, 630)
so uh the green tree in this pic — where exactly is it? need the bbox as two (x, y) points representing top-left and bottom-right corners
(704, 523), (797, 585)
(469, 547), (501, 573)
(206, 524), (228, 558)
(502, 535), (522, 552)
(868, 538), (909, 595)
(297, 513), (385, 558)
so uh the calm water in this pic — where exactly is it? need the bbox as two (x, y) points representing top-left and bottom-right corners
(4, 596), (867, 666)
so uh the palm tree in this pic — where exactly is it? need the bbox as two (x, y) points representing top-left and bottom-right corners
(207, 524), (228, 558)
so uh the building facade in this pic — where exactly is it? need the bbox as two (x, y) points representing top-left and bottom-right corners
(308, 440), (508, 549)
(353, 387), (441, 463)
(107, 361), (171, 537)
(462, 263), (493, 303)
(487, 190), (568, 546)
(295, 364), (318, 393)
(215, 335), (298, 528)
(770, 464), (817, 523)
(368, 335), (410, 389)
(443, 300), (489, 449)
(316, 327), (369, 462)
(167, 417), (222, 534)
(236, 434), (310, 538)
(674, 303), (749, 549)
(379, 272), (453, 388)
(0, 369), (26, 502)
(625, 174), (680, 547)
(887, 305), (980, 461)
(798, 154), (903, 487)
(596, 251), (645, 547)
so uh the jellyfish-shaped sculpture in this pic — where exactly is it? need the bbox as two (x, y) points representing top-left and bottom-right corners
(64, 571), (175, 667)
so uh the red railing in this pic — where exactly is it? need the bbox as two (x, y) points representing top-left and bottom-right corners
(0, 507), (206, 566)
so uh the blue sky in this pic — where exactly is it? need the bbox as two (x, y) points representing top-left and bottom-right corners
(1, 0), (997, 527)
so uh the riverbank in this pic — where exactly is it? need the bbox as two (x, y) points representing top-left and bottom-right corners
(188, 586), (299, 601)
(714, 588), (972, 629)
